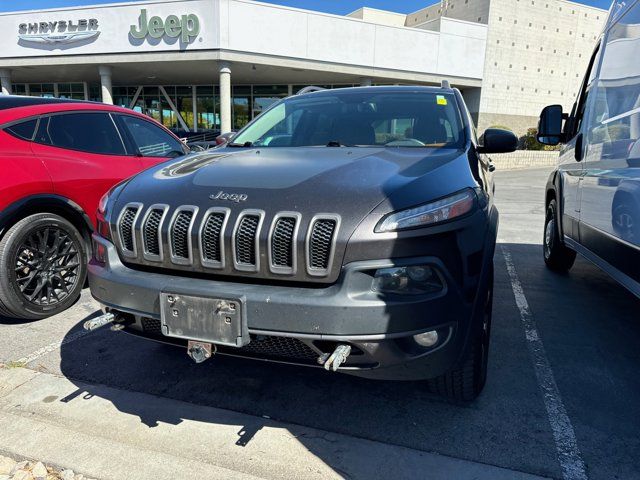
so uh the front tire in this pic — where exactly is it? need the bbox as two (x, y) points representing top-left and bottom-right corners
(0, 213), (87, 320)
(543, 199), (576, 272)
(427, 267), (493, 402)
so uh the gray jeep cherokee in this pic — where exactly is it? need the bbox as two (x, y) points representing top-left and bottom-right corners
(89, 86), (517, 401)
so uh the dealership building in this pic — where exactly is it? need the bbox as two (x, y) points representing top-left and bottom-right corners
(0, 0), (606, 135)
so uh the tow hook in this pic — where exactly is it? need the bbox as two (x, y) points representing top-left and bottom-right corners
(83, 312), (116, 332)
(188, 341), (215, 364)
(318, 344), (351, 372)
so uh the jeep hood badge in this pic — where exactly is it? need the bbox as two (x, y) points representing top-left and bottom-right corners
(210, 191), (248, 202)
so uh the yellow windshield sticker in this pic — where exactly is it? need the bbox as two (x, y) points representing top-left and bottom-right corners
(436, 95), (448, 106)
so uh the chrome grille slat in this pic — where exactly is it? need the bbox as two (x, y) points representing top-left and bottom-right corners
(141, 206), (167, 260)
(236, 216), (259, 265)
(117, 203), (142, 258)
(268, 212), (301, 275)
(199, 207), (229, 269)
(306, 215), (340, 277)
(169, 207), (197, 265)
(272, 218), (295, 266)
(232, 210), (265, 272)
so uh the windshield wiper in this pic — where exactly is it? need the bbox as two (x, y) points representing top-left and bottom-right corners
(228, 141), (253, 148)
(326, 140), (353, 147)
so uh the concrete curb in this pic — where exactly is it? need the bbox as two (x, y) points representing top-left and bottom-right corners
(0, 368), (548, 480)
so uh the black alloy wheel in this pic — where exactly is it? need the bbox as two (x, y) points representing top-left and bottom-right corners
(0, 213), (87, 320)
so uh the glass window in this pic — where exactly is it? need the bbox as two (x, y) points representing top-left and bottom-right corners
(119, 115), (186, 157)
(12, 84), (27, 95)
(5, 118), (38, 141)
(57, 82), (85, 100)
(29, 84), (55, 98)
(232, 90), (465, 149)
(43, 113), (126, 155)
(584, 6), (640, 166)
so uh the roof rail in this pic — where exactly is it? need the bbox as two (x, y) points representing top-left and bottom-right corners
(441, 80), (451, 89)
(296, 86), (326, 95)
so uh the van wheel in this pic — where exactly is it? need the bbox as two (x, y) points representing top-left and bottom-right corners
(427, 267), (493, 402)
(0, 213), (87, 320)
(543, 199), (576, 272)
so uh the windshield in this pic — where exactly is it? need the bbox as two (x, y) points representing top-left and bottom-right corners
(231, 90), (465, 148)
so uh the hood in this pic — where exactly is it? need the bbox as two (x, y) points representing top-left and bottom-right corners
(119, 146), (468, 221)
(112, 146), (476, 283)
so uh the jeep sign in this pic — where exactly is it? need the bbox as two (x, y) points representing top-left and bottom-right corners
(129, 9), (200, 43)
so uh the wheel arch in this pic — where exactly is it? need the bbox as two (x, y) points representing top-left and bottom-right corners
(0, 195), (94, 246)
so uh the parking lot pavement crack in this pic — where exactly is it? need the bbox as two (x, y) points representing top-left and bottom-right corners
(0, 367), (40, 399)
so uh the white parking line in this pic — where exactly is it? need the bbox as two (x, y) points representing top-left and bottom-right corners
(501, 246), (588, 480)
(17, 329), (92, 365)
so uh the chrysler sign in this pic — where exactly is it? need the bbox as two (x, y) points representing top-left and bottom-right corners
(18, 18), (100, 45)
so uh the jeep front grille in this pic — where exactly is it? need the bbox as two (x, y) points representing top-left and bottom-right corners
(117, 206), (339, 278)
(142, 208), (165, 257)
(118, 204), (141, 255)
(270, 215), (298, 272)
(307, 217), (339, 275)
(234, 213), (261, 270)
(170, 208), (196, 262)
(201, 210), (227, 265)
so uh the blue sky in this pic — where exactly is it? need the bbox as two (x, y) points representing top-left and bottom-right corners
(0, 0), (613, 14)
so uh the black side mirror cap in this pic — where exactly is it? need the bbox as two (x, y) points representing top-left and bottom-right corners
(478, 128), (518, 154)
(537, 104), (565, 146)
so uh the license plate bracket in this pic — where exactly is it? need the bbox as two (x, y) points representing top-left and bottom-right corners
(160, 292), (249, 347)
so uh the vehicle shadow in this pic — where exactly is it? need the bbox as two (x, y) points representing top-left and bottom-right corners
(53, 242), (640, 479)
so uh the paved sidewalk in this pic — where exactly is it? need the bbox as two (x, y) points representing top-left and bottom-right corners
(0, 367), (546, 480)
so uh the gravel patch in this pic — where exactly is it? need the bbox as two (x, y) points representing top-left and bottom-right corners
(0, 456), (96, 480)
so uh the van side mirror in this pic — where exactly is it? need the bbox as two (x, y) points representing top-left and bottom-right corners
(537, 105), (564, 145)
(478, 128), (518, 154)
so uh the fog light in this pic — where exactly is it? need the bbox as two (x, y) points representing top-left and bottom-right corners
(372, 265), (444, 295)
(414, 330), (439, 347)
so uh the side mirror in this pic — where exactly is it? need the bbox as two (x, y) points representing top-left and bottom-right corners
(537, 105), (564, 146)
(479, 128), (518, 154)
(216, 132), (236, 146)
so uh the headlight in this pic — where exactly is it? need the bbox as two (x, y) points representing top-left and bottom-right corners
(376, 189), (476, 233)
(96, 180), (130, 241)
(372, 265), (444, 295)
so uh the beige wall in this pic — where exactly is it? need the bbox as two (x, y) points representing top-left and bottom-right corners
(394, 0), (607, 136)
(406, 1), (491, 27)
(479, 0), (606, 135)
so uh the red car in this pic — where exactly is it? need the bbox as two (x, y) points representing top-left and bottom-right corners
(0, 96), (188, 320)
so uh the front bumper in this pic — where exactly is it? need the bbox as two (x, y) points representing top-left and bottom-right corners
(89, 235), (487, 380)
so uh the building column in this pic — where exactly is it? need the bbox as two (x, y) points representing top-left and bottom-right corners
(98, 66), (113, 105)
(219, 62), (232, 133)
(0, 69), (12, 95)
(360, 77), (372, 87)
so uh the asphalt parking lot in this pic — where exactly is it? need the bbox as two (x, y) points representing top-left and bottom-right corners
(1, 166), (639, 480)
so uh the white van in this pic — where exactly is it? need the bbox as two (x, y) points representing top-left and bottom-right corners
(537, 0), (640, 298)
